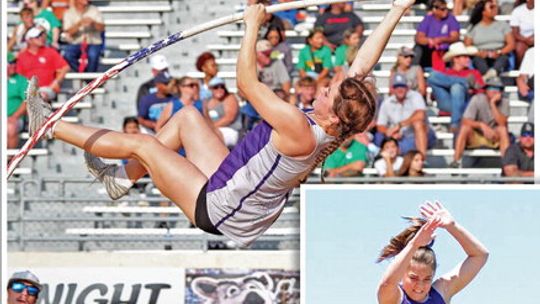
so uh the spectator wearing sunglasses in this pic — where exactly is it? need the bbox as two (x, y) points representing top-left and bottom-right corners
(389, 46), (427, 97)
(413, 0), (460, 70)
(502, 122), (534, 177)
(204, 77), (242, 147)
(7, 270), (42, 304)
(464, 0), (515, 81)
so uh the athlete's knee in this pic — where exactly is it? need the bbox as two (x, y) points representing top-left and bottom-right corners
(131, 133), (160, 156)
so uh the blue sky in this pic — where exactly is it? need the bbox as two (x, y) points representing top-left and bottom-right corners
(302, 186), (540, 304)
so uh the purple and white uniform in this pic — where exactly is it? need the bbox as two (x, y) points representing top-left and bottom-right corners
(206, 113), (334, 246)
(400, 285), (446, 304)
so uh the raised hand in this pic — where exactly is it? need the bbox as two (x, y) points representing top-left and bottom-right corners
(420, 200), (455, 229)
(411, 217), (441, 248)
(243, 4), (266, 28)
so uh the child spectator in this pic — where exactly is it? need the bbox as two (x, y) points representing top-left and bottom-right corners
(7, 53), (29, 150)
(413, 0), (460, 70)
(397, 150), (425, 177)
(291, 76), (317, 110)
(264, 25), (294, 75)
(389, 46), (427, 97)
(7, 8), (35, 52)
(502, 122), (534, 177)
(464, 0), (515, 80)
(374, 137), (404, 177)
(296, 29), (333, 83)
(450, 77), (510, 168)
(510, 0), (534, 68)
(324, 136), (369, 177)
(62, 0), (105, 72)
(314, 2), (364, 51)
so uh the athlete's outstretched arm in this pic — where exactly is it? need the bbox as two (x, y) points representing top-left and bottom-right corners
(349, 0), (415, 78)
(377, 218), (442, 304)
(237, 4), (314, 156)
(422, 202), (489, 302)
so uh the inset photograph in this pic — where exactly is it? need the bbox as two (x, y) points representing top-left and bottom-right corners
(302, 185), (540, 304)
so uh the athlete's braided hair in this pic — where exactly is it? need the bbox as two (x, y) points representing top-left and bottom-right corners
(377, 217), (437, 272)
(301, 76), (377, 183)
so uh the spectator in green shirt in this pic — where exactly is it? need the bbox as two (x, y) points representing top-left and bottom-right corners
(24, 0), (62, 48)
(324, 136), (369, 177)
(334, 28), (361, 75)
(7, 53), (29, 149)
(296, 28), (333, 84)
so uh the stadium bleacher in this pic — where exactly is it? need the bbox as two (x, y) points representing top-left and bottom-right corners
(6, 0), (533, 253)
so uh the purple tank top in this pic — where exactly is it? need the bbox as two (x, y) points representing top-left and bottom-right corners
(400, 286), (446, 304)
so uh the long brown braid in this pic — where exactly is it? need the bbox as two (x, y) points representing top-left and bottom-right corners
(300, 77), (377, 183)
(377, 217), (437, 272)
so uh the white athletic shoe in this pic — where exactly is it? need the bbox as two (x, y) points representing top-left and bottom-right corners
(84, 152), (130, 200)
(26, 77), (54, 140)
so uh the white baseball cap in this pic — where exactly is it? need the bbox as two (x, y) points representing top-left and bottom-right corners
(150, 54), (169, 70)
(25, 27), (45, 40)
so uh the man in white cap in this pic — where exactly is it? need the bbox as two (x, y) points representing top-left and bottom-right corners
(135, 54), (170, 111)
(427, 41), (485, 132)
(7, 270), (42, 304)
(16, 26), (69, 101)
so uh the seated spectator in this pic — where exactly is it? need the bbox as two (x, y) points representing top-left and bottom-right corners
(510, 0), (534, 68)
(296, 29), (333, 83)
(62, 0), (105, 72)
(256, 39), (291, 94)
(314, 2), (364, 51)
(7, 270), (42, 304)
(7, 8), (35, 52)
(121, 116), (141, 165)
(204, 77), (242, 147)
(389, 46), (427, 97)
(502, 122), (534, 177)
(264, 25), (294, 75)
(136, 54), (170, 111)
(7, 53), (29, 150)
(451, 77), (510, 168)
(427, 42), (485, 132)
(464, 0), (515, 80)
(291, 76), (317, 109)
(453, 0), (481, 16)
(516, 47), (534, 103)
(374, 137), (404, 177)
(413, 0), (460, 70)
(334, 28), (361, 75)
(155, 76), (203, 131)
(16, 26), (69, 101)
(137, 71), (175, 133)
(397, 150), (426, 177)
(324, 136), (369, 177)
(376, 74), (436, 156)
(195, 52), (218, 102)
(24, 0), (61, 49)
